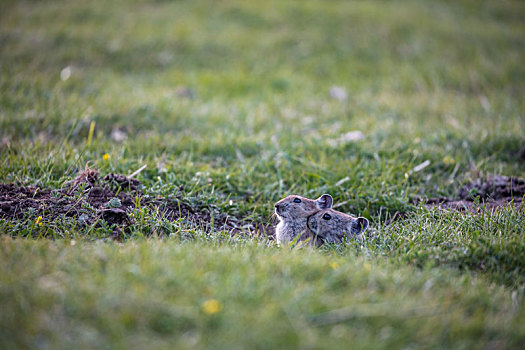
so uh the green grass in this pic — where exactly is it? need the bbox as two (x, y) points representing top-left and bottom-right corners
(1, 239), (524, 349)
(1, 0), (525, 348)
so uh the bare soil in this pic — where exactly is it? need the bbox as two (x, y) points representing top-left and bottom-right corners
(382, 174), (523, 226)
(423, 174), (524, 212)
(0, 169), (273, 240)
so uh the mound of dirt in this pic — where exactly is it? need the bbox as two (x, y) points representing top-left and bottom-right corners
(425, 174), (524, 212)
(0, 170), (141, 231)
(0, 169), (273, 240)
(103, 173), (142, 192)
(458, 175), (525, 201)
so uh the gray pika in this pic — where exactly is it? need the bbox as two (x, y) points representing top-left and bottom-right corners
(274, 194), (333, 245)
(307, 208), (369, 244)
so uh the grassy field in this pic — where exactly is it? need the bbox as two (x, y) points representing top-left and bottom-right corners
(1, 0), (525, 348)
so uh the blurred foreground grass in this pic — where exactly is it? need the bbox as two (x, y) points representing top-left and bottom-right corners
(1, 0), (525, 348)
(1, 239), (524, 349)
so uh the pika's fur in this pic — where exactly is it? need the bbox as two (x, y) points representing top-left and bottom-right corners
(274, 194), (333, 245)
(307, 208), (369, 243)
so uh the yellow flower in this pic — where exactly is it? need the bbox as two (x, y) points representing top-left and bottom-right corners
(202, 299), (222, 314)
(330, 262), (340, 270)
(102, 153), (110, 161)
(363, 262), (371, 271)
(443, 156), (455, 166)
(35, 216), (43, 226)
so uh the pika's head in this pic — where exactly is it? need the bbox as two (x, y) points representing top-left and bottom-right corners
(307, 208), (368, 243)
(274, 194), (333, 222)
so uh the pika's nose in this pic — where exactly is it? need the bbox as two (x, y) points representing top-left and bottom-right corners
(274, 204), (281, 210)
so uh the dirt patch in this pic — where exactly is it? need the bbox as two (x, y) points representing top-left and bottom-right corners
(0, 169), (273, 239)
(103, 173), (142, 192)
(423, 174), (524, 212)
(384, 174), (525, 225)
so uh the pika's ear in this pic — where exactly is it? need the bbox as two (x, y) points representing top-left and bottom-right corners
(350, 217), (369, 235)
(316, 194), (333, 209)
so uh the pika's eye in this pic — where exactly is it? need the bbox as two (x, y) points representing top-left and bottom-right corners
(322, 213), (332, 220)
(293, 198), (301, 203)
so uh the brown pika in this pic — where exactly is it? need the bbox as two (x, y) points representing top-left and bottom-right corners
(274, 194), (333, 245)
(307, 208), (369, 244)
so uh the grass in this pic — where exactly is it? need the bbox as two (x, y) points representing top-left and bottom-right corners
(1, 0), (524, 348)
(1, 238), (524, 349)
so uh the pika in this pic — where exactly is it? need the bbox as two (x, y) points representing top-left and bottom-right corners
(307, 208), (369, 244)
(274, 194), (333, 245)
